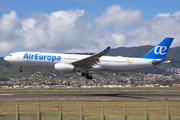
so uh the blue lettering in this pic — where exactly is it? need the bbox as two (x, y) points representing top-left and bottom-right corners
(39, 55), (43, 60)
(52, 56), (56, 62)
(23, 53), (61, 62)
(47, 55), (51, 60)
(31, 55), (34, 59)
(57, 56), (61, 61)
(35, 54), (39, 60)
(23, 53), (28, 59)
(44, 55), (47, 60)
(29, 53), (31, 59)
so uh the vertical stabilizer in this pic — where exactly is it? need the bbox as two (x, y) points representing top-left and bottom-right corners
(140, 37), (174, 59)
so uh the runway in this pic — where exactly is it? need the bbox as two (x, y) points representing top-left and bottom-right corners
(1, 93), (180, 100)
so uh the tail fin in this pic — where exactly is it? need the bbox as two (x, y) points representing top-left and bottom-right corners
(140, 37), (174, 59)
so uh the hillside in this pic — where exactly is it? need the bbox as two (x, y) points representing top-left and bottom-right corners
(106, 45), (153, 57)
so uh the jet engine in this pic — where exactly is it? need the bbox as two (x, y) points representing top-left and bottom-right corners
(55, 63), (74, 72)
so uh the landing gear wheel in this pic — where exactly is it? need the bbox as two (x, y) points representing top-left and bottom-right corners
(86, 74), (93, 79)
(86, 75), (89, 79)
(81, 72), (86, 76)
(19, 69), (22, 72)
(89, 76), (93, 79)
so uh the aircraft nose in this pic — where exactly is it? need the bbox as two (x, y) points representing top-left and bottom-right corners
(4, 56), (11, 62)
(4, 56), (8, 61)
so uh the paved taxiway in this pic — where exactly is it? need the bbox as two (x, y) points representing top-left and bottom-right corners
(1, 93), (180, 100)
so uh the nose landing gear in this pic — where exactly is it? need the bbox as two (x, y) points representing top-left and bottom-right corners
(19, 65), (22, 72)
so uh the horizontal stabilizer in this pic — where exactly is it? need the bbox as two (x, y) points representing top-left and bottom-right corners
(152, 58), (172, 65)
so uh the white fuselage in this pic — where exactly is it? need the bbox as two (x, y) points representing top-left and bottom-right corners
(4, 52), (164, 72)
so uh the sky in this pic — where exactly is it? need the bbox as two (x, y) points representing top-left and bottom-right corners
(0, 0), (180, 57)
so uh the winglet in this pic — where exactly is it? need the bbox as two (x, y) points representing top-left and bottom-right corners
(103, 47), (110, 52)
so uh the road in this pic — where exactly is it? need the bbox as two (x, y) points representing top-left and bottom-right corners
(0, 93), (180, 100)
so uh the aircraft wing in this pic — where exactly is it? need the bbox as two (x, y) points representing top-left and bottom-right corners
(71, 47), (110, 68)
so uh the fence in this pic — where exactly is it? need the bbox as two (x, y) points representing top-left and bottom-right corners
(0, 103), (178, 120)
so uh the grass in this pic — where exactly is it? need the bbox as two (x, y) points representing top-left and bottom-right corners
(0, 99), (180, 116)
(1, 88), (180, 93)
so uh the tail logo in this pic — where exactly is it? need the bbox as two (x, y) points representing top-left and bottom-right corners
(154, 46), (167, 55)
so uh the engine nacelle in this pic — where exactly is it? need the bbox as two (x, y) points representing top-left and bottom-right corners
(55, 63), (74, 72)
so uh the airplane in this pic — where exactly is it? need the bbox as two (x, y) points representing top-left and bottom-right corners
(4, 37), (174, 79)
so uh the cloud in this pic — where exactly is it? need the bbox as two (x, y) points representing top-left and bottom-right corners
(0, 6), (128, 54)
(0, 11), (19, 35)
(0, 5), (180, 55)
(94, 5), (142, 29)
(0, 11), (21, 53)
(0, 41), (16, 53)
(126, 11), (180, 47)
(17, 9), (85, 51)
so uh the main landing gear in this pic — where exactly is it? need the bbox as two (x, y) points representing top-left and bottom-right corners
(81, 72), (92, 79)
(19, 65), (22, 72)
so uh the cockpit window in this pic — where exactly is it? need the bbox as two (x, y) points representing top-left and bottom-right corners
(9, 55), (12, 57)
